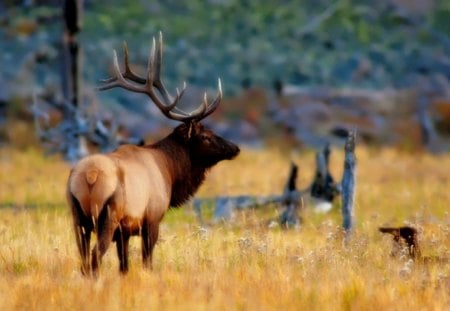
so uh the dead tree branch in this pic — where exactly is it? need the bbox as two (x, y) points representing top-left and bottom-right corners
(310, 143), (340, 203)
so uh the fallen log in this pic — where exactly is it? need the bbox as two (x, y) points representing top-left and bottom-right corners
(193, 163), (302, 226)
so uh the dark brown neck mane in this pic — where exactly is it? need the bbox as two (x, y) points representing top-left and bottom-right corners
(149, 133), (208, 207)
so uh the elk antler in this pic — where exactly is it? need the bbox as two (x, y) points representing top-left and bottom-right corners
(98, 32), (222, 122)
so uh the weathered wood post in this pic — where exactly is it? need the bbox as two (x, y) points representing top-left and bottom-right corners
(310, 143), (340, 202)
(279, 162), (302, 228)
(341, 131), (356, 235)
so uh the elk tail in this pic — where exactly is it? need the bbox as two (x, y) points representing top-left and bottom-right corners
(86, 169), (99, 186)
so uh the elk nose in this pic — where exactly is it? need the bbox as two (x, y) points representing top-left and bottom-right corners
(229, 144), (240, 158)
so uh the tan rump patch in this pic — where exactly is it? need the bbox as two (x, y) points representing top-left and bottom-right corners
(69, 154), (119, 216)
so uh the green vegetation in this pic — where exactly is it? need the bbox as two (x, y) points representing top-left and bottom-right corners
(1, 1), (449, 95)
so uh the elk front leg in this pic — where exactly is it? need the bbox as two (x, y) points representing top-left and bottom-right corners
(115, 227), (130, 274)
(141, 219), (159, 270)
(91, 206), (119, 277)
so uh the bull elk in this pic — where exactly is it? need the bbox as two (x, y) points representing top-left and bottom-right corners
(66, 33), (240, 276)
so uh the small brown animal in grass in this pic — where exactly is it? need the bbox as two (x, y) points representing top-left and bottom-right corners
(67, 33), (240, 276)
(379, 226), (450, 265)
(379, 226), (421, 260)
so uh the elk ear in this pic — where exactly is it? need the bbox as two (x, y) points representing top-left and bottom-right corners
(184, 121), (203, 140)
(187, 122), (194, 139)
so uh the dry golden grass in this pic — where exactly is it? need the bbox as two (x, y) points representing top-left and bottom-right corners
(0, 146), (450, 310)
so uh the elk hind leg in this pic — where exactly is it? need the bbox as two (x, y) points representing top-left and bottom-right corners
(70, 195), (92, 275)
(91, 205), (119, 277)
(75, 224), (92, 275)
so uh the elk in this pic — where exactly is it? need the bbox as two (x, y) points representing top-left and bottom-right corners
(379, 226), (450, 265)
(66, 33), (240, 276)
(379, 226), (421, 260)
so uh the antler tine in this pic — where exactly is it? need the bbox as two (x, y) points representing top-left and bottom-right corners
(151, 32), (190, 117)
(100, 42), (146, 84)
(171, 78), (222, 122)
(146, 37), (156, 88)
(143, 37), (180, 115)
(97, 50), (147, 93)
(147, 34), (194, 119)
(196, 78), (222, 120)
(170, 82), (189, 115)
(123, 42), (146, 84)
(187, 93), (209, 118)
(153, 32), (178, 105)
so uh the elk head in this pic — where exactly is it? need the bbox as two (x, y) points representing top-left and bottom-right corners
(98, 31), (240, 164)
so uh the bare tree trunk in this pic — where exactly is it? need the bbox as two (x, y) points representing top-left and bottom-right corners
(62, 0), (82, 107)
(33, 0), (143, 162)
(62, 0), (87, 162)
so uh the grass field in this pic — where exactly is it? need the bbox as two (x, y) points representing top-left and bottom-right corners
(0, 146), (449, 310)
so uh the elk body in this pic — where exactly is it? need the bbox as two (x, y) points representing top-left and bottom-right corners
(67, 33), (239, 276)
